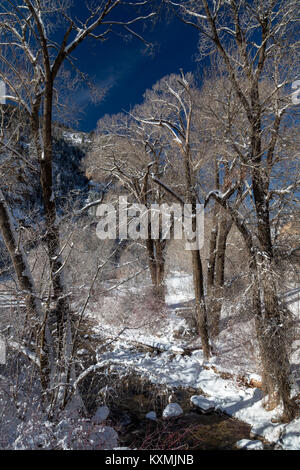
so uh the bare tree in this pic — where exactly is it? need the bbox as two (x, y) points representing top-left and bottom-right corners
(86, 111), (170, 299)
(196, 68), (251, 337)
(132, 72), (211, 359)
(169, 0), (300, 419)
(0, 0), (155, 412)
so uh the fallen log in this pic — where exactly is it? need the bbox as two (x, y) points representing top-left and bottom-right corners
(97, 330), (199, 356)
(96, 329), (264, 390)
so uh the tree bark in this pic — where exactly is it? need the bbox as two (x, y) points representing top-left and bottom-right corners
(249, 78), (294, 419)
(146, 238), (166, 301)
(191, 246), (210, 360)
(210, 217), (232, 337)
(253, 253), (295, 420)
(154, 239), (166, 301)
(207, 207), (218, 294)
(184, 132), (210, 357)
(40, 82), (69, 350)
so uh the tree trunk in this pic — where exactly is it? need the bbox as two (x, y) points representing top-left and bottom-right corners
(252, 254), (296, 421)
(40, 83), (69, 350)
(191, 249), (210, 360)
(154, 239), (165, 301)
(249, 92), (295, 419)
(207, 208), (218, 294)
(146, 238), (166, 301)
(249, 155), (295, 419)
(146, 238), (158, 288)
(0, 189), (51, 390)
(210, 217), (232, 337)
(207, 159), (220, 294)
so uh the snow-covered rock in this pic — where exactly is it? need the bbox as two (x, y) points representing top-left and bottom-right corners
(278, 419), (300, 450)
(146, 411), (157, 420)
(92, 406), (110, 424)
(190, 395), (215, 412)
(236, 439), (264, 450)
(77, 349), (89, 356)
(162, 403), (183, 419)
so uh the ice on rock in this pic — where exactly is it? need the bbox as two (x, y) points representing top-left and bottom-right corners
(92, 406), (110, 424)
(162, 403), (183, 419)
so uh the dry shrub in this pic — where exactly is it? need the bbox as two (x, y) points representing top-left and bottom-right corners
(99, 372), (171, 413)
(132, 420), (192, 450)
(95, 287), (168, 336)
(213, 296), (260, 375)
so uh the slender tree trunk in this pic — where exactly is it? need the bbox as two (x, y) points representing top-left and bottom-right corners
(206, 203), (218, 338)
(210, 217), (232, 337)
(191, 248), (210, 360)
(183, 134), (210, 357)
(207, 207), (218, 294)
(146, 237), (166, 301)
(207, 159), (220, 294)
(154, 239), (165, 301)
(146, 238), (157, 287)
(0, 189), (51, 390)
(190, 194), (210, 359)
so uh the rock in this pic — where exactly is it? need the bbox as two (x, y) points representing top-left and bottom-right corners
(92, 406), (110, 424)
(236, 439), (264, 450)
(146, 411), (157, 421)
(250, 423), (283, 442)
(77, 348), (89, 356)
(274, 443), (283, 450)
(162, 403), (183, 419)
(190, 395), (215, 412)
(88, 426), (118, 450)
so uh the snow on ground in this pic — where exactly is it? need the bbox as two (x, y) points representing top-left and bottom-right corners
(236, 439), (264, 450)
(165, 272), (194, 305)
(89, 272), (300, 450)
(2, 272), (299, 448)
(95, 337), (300, 449)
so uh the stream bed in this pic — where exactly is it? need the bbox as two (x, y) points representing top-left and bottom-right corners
(107, 386), (270, 450)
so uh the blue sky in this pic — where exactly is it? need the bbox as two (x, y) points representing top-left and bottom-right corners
(69, 8), (201, 132)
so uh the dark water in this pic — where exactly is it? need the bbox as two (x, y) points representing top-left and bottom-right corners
(108, 387), (266, 450)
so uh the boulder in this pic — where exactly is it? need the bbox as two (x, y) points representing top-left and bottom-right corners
(92, 406), (110, 425)
(146, 411), (157, 421)
(190, 395), (215, 412)
(162, 403), (183, 419)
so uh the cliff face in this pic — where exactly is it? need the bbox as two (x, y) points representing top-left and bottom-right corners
(0, 106), (92, 270)
(52, 126), (91, 212)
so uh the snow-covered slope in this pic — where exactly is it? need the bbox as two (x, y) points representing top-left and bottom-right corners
(88, 273), (300, 450)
